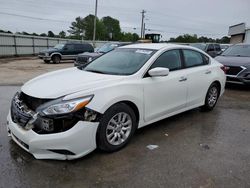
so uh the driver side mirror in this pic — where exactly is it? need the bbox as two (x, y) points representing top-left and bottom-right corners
(148, 67), (169, 77)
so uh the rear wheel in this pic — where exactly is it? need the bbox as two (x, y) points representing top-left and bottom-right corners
(97, 103), (137, 152)
(201, 83), (220, 111)
(52, 55), (61, 64)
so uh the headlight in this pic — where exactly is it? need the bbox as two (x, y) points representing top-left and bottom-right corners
(45, 52), (49, 56)
(42, 95), (93, 115)
(88, 57), (93, 62)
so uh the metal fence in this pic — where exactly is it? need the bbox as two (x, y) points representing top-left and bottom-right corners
(0, 33), (108, 57)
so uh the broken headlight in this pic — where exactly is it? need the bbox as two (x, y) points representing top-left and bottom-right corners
(42, 95), (93, 115)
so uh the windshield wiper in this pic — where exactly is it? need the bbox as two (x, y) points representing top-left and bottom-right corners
(85, 69), (107, 74)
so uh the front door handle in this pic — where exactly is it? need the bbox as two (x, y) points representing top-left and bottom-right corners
(179, 76), (187, 82)
(205, 70), (212, 74)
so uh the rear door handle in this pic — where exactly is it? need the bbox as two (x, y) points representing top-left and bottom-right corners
(179, 76), (187, 82)
(205, 70), (212, 74)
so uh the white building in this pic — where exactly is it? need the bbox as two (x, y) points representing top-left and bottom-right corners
(228, 23), (250, 44)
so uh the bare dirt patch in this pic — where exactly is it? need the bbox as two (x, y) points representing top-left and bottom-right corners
(0, 57), (73, 85)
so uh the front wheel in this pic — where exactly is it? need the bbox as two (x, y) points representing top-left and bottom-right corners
(52, 55), (61, 64)
(96, 103), (137, 152)
(201, 83), (220, 111)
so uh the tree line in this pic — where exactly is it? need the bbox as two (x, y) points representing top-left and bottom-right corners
(0, 15), (140, 42)
(0, 15), (230, 43)
(167, 34), (230, 43)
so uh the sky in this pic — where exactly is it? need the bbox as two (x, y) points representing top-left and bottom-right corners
(0, 0), (250, 40)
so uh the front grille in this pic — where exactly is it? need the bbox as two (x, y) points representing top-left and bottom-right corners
(76, 56), (89, 63)
(227, 77), (241, 83)
(226, 66), (243, 76)
(21, 92), (51, 111)
(11, 93), (33, 127)
(11, 92), (51, 128)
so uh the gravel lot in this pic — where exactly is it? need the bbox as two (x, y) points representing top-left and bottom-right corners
(0, 57), (250, 188)
(0, 57), (73, 85)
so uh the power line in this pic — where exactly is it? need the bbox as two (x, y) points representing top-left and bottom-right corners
(0, 11), (71, 23)
(146, 22), (225, 36)
(121, 26), (225, 37)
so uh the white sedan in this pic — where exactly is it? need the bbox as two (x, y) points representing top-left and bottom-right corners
(7, 43), (226, 160)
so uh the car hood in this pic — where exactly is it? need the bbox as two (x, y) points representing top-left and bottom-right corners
(21, 68), (125, 99)
(215, 56), (250, 67)
(78, 52), (103, 58)
(40, 48), (58, 53)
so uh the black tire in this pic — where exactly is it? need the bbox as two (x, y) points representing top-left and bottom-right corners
(96, 103), (137, 152)
(201, 82), (220, 111)
(52, 55), (61, 64)
(43, 60), (50, 63)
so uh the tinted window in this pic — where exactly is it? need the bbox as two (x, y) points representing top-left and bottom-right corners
(98, 43), (119, 53)
(65, 44), (75, 50)
(150, 50), (182, 71)
(214, 44), (221, 51)
(75, 44), (84, 50)
(207, 44), (214, 51)
(183, 50), (208, 67)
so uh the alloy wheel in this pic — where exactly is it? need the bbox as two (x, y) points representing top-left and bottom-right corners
(207, 86), (218, 107)
(106, 112), (132, 146)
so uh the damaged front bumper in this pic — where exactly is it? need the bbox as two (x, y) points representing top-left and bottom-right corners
(7, 92), (102, 160)
(7, 112), (99, 160)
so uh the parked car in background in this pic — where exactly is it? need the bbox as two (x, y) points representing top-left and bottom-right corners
(190, 43), (222, 58)
(220, 44), (231, 52)
(7, 43), (226, 160)
(215, 44), (250, 85)
(74, 42), (130, 67)
(38, 42), (94, 64)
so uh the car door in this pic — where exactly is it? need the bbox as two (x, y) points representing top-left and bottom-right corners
(143, 49), (187, 123)
(76, 44), (87, 54)
(62, 44), (75, 59)
(182, 49), (213, 107)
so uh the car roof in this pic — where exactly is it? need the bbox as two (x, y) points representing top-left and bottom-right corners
(119, 43), (184, 50)
(234, 43), (250, 46)
(65, 42), (91, 45)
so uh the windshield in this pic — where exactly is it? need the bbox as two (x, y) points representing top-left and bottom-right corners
(97, 43), (119, 53)
(83, 48), (156, 75)
(54, 44), (65, 49)
(222, 45), (250, 57)
(190, 43), (206, 51)
(220, 44), (229, 50)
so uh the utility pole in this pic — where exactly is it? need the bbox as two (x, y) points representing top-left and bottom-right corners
(140, 10), (146, 39)
(143, 22), (146, 38)
(93, 0), (98, 47)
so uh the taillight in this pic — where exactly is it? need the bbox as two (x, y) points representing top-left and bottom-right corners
(220, 65), (229, 73)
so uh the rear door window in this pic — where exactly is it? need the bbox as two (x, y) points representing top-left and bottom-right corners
(75, 44), (84, 50)
(183, 49), (209, 68)
(65, 44), (75, 51)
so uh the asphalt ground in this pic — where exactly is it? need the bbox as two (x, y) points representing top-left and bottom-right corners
(0, 84), (249, 188)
